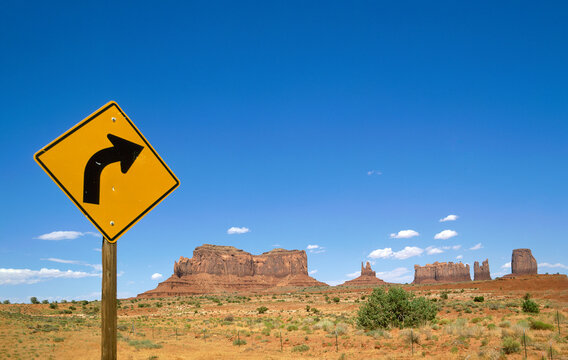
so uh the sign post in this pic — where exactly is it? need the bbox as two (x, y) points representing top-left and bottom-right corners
(34, 102), (179, 359)
(101, 237), (117, 359)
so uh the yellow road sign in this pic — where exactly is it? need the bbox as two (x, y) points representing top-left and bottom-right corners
(35, 101), (180, 242)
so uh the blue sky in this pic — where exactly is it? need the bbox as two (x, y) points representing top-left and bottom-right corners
(1, 1), (567, 302)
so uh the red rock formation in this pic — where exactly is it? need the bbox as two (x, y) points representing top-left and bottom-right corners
(340, 262), (388, 286)
(413, 262), (471, 284)
(474, 259), (491, 281)
(511, 248), (537, 275)
(138, 244), (327, 297)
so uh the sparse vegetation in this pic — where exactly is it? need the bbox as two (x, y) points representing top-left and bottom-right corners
(522, 299), (539, 314)
(357, 287), (437, 329)
(502, 336), (520, 354)
(0, 279), (566, 358)
(529, 318), (554, 330)
(292, 344), (310, 352)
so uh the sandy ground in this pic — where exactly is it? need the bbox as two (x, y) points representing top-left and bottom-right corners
(1, 274), (567, 359)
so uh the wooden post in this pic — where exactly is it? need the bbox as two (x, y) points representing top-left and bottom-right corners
(101, 238), (117, 360)
(335, 330), (338, 352)
(523, 329), (527, 359)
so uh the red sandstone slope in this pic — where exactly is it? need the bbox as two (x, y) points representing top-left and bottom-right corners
(138, 245), (327, 297)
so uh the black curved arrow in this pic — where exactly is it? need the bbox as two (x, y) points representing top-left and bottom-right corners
(83, 134), (144, 205)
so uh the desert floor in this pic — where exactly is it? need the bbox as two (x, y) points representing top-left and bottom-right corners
(1, 275), (567, 359)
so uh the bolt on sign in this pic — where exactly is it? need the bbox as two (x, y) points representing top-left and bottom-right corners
(34, 101), (180, 242)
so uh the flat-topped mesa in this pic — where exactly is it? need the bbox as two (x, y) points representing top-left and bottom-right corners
(474, 259), (491, 281)
(340, 262), (388, 286)
(511, 248), (537, 275)
(173, 245), (309, 278)
(139, 244), (326, 297)
(413, 261), (471, 284)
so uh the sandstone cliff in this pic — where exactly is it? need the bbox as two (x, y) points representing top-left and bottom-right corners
(138, 244), (327, 297)
(340, 262), (388, 286)
(511, 248), (537, 275)
(413, 262), (471, 284)
(474, 259), (491, 281)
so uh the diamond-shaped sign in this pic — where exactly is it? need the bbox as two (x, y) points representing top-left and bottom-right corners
(35, 101), (180, 242)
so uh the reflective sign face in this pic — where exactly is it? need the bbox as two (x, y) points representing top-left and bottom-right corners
(35, 101), (180, 242)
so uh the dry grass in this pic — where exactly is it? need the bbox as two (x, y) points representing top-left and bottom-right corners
(0, 276), (567, 359)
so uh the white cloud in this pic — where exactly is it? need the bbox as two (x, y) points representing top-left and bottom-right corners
(368, 246), (424, 260)
(36, 231), (99, 241)
(393, 247), (424, 259)
(93, 248), (102, 252)
(376, 267), (413, 283)
(434, 230), (458, 240)
(367, 170), (382, 176)
(368, 248), (394, 259)
(307, 245), (325, 254)
(227, 227), (250, 235)
(491, 270), (509, 278)
(42, 258), (102, 272)
(346, 271), (361, 278)
(43, 258), (80, 265)
(390, 230), (419, 239)
(441, 245), (461, 251)
(426, 246), (444, 255)
(0, 268), (99, 285)
(492, 264), (511, 278)
(539, 263), (568, 269)
(325, 280), (345, 286)
(440, 215), (459, 222)
(151, 273), (163, 280)
(309, 270), (318, 275)
(456, 255), (463, 260)
(469, 243), (483, 250)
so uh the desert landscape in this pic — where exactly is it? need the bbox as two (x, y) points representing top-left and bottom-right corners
(1, 245), (567, 359)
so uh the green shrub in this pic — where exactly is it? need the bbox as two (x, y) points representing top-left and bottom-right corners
(357, 287), (437, 330)
(53, 337), (64, 343)
(257, 306), (268, 314)
(473, 296), (484, 302)
(332, 297), (340, 303)
(233, 338), (247, 346)
(292, 344), (310, 352)
(440, 292), (449, 300)
(287, 325), (298, 331)
(499, 321), (511, 328)
(502, 337), (520, 354)
(522, 299), (539, 314)
(3, 300), (10, 304)
(49, 303), (58, 309)
(127, 339), (162, 349)
(30, 297), (40, 304)
(529, 318), (554, 331)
